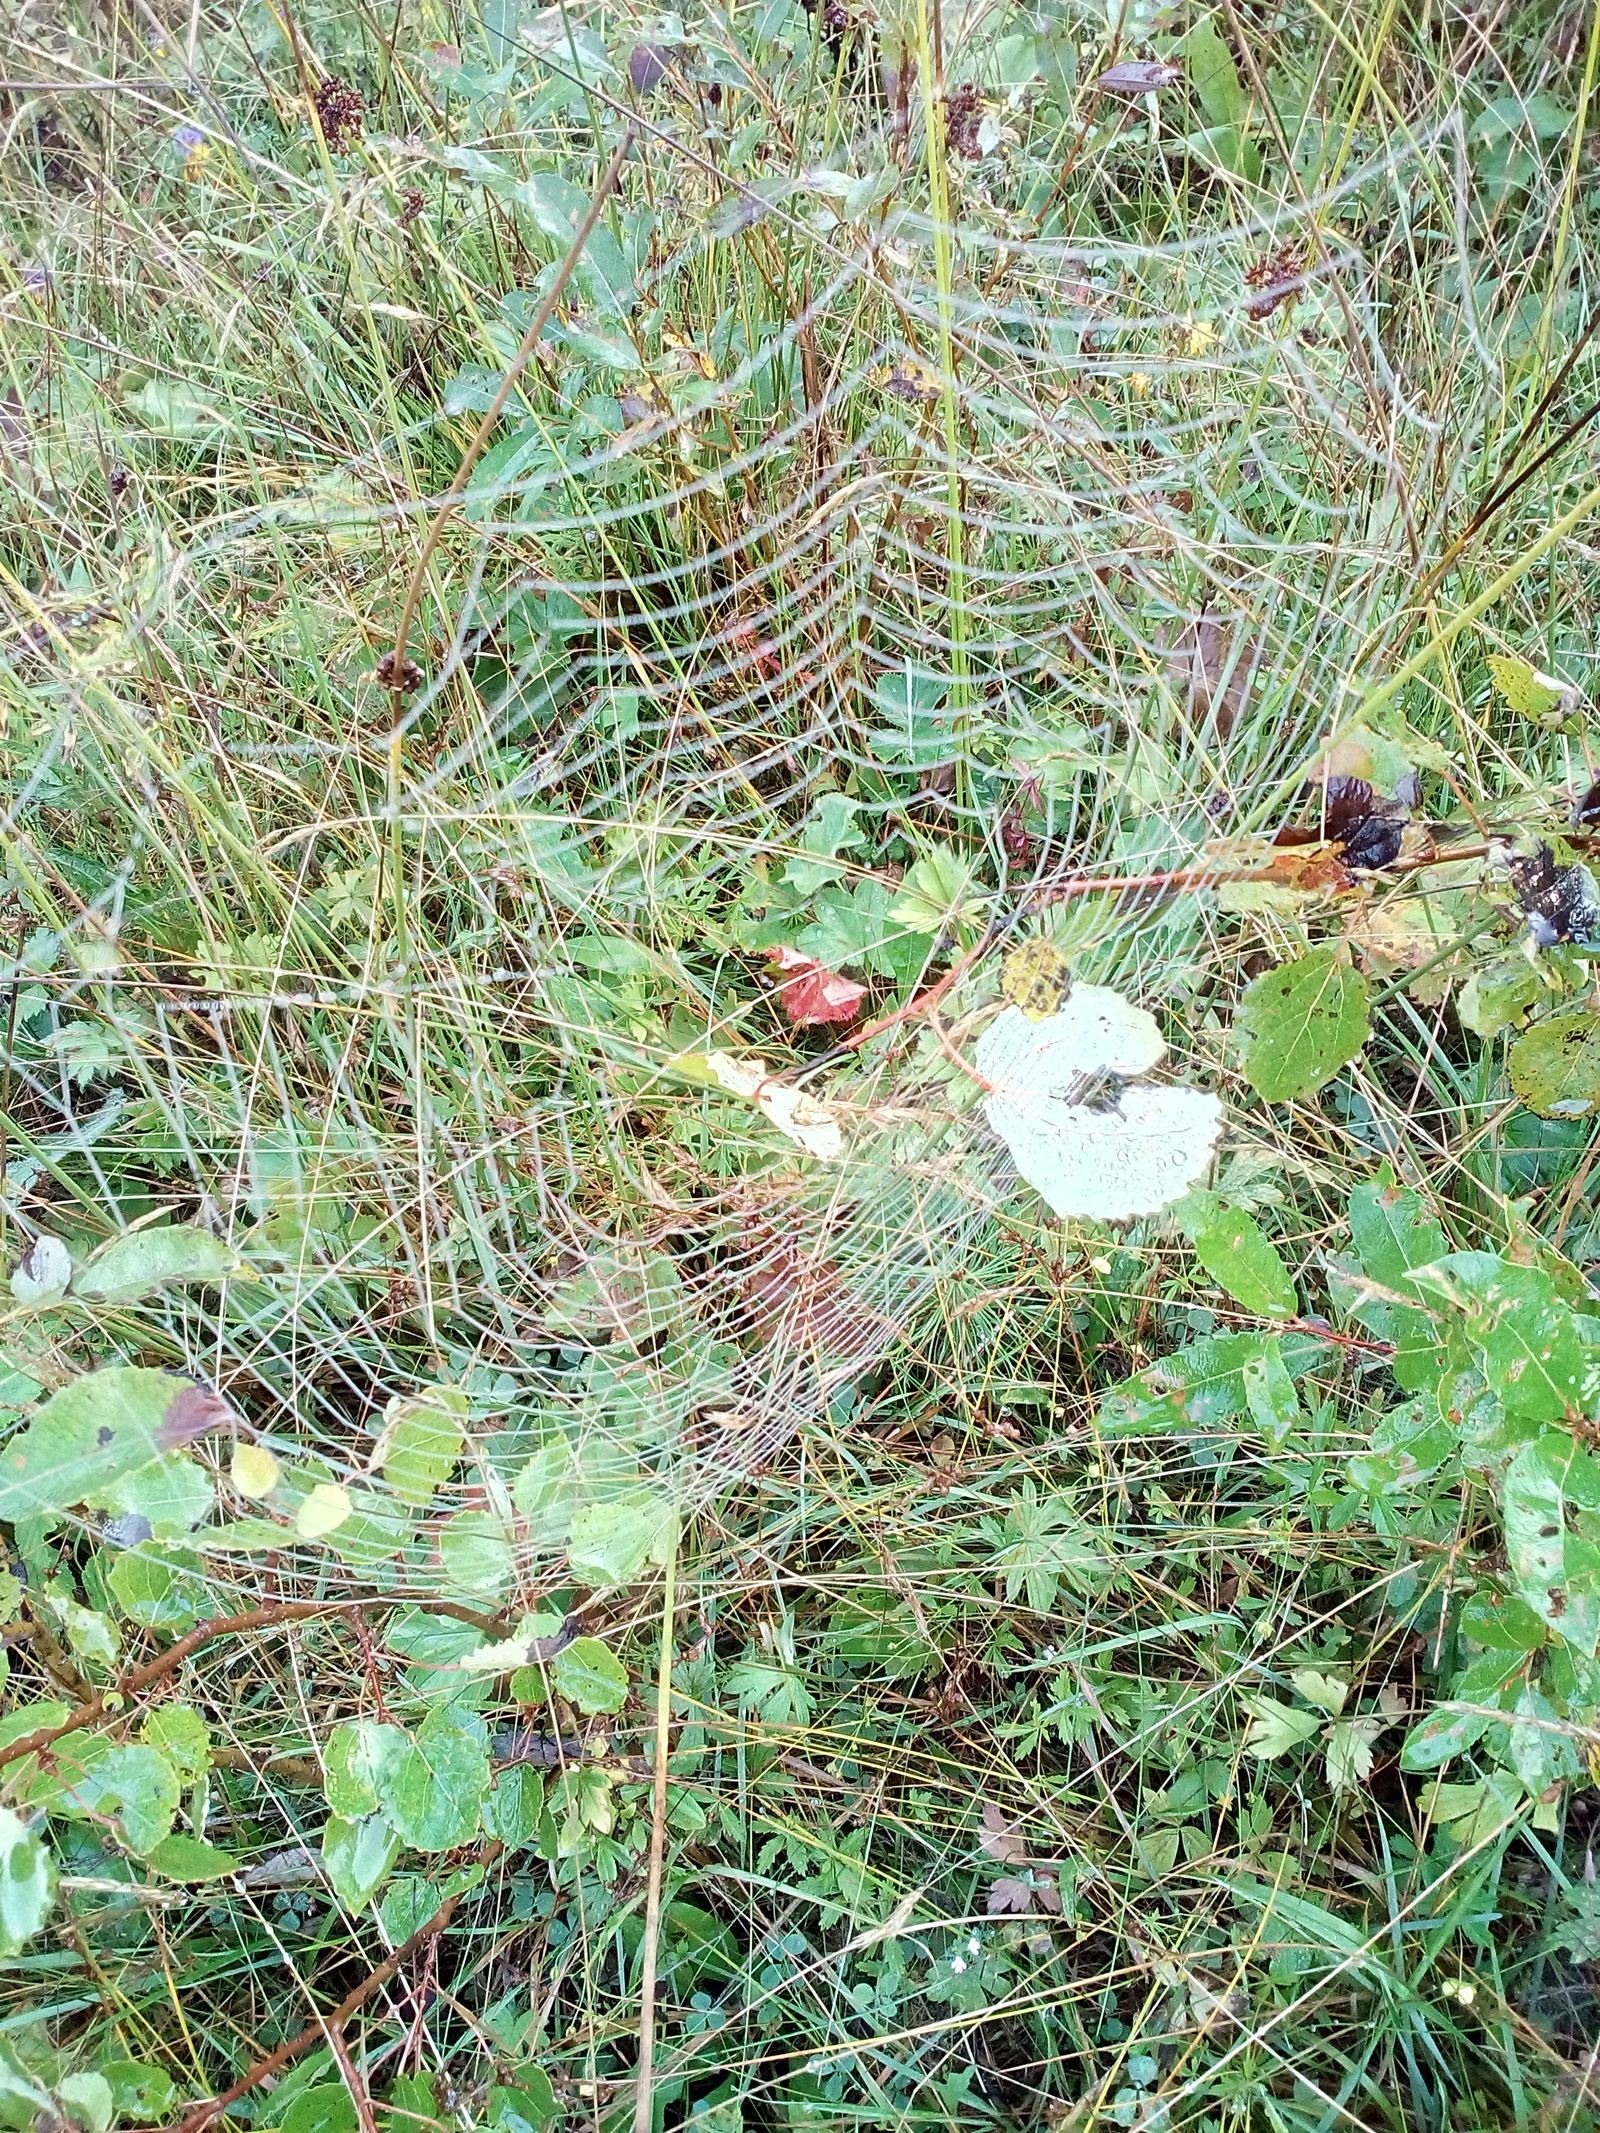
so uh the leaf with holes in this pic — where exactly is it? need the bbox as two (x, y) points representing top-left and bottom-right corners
(1504, 1433), (1600, 1654)
(0, 1808), (54, 1955)
(375, 1388), (467, 1509)
(1175, 1189), (1296, 1316)
(0, 1369), (229, 1523)
(377, 1709), (490, 1853)
(1408, 1253), (1600, 1424)
(1510, 1013), (1600, 1120)
(1348, 1173), (1449, 1390)
(1235, 949), (1370, 1101)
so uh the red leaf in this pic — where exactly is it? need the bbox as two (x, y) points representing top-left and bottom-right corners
(767, 947), (868, 1028)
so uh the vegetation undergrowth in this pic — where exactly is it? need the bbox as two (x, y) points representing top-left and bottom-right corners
(4, 0), (1600, 2125)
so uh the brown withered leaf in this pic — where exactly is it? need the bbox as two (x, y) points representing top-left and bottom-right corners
(157, 1380), (236, 1449)
(1158, 613), (1262, 740)
(978, 1800), (1029, 1865)
(986, 1876), (1034, 1914)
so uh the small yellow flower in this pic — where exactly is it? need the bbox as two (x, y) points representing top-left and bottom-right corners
(1185, 314), (1217, 356)
(1128, 371), (1152, 397)
(184, 142), (211, 180)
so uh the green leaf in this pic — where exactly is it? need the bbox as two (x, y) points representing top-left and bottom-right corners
(0, 1807), (54, 1955)
(486, 2076), (559, 2131)
(1410, 1253), (1600, 1423)
(1458, 958), (1539, 1040)
(377, 1709), (489, 1853)
(546, 1246), (683, 1345)
(64, 1744), (181, 1855)
(145, 1833), (238, 1882)
(71, 1224), (243, 1304)
(376, 1388), (466, 1509)
(511, 1437), (579, 1547)
(1102, 1330), (1325, 1432)
(142, 1706), (210, 1782)
(1289, 1668), (1348, 1715)
(1348, 1173), (1448, 1391)
(58, 2073), (114, 2133)
(103, 1453), (214, 1539)
(1235, 949), (1370, 1101)
(438, 1509), (515, 1598)
(1239, 1695), (1322, 1758)
(1487, 651), (1568, 720)
(98, 2061), (177, 2120)
(566, 1493), (673, 1587)
(0, 1368), (227, 1523)
(1509, 1013), (1600, 1119)
(1505, 1433), (1600, 1653)
(1242, 1344), (1300, 1447)
(378, 1875), (445, 1943)
(281, 2084), (358, 2133)
(324, 1720), (408, 1819)
(552, 1636), (629, 1715)
(482, 1765), (546, 1848)
(321, 1813), (401, 1909)
(886, 845), (984, 936)
(1184, 14), (1249, 128)
(1175, 1190), (1297, 1316)
(1459, 1588), (1548, 1650)
(107, 1544), (209, 1632)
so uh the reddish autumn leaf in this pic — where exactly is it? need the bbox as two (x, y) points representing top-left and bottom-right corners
(986, 1876), (1034, 1914)
(767, 946), (868, 1028)
(978, 1801), (1029, 1865)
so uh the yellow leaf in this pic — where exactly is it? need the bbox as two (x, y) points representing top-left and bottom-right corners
(231, 1444), (280, 1499)
(295, 1482), (352, 1538)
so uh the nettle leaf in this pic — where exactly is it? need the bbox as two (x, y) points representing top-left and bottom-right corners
(1175, 1189), (1297, 1317)
(0, 1369), (230, 1523)
(377, 1709), (490, 1852)
(99, 2062), (177, 2121)
(1509, 1013), (1600, 1120)
(321, 1813), (401, 1908)
(1235, 949), (1370, 1101)
(375, 1388), (467, 1509)
(1348, 1173), (1448, 1391)
(0, 1807), (55, 1955)
(1504, 1433), (1600, 1654)
(324, 1720), (409, 1819)
(1409, 1253), (1600, 1423)
(551, 1636), (629, 1714)
(71, 1224), (243, 1304)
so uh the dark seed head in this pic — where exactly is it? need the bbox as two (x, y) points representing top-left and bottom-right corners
(629, 41), (670, 90)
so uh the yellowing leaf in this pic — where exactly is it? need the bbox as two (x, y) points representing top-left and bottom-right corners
(231, 1444), (280, 1499)
(999, 939), (1072, 1022)
(1487, 651), (1577, 727)
(295, 1483), (352, 1538)
(698, 1052), (842, 1160)
(1290, 1668), (1348, 1715)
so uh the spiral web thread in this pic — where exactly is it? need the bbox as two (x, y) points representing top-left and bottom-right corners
(0, 46), (1509, 1598)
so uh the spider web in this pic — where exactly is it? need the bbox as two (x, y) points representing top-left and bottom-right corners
(0, 42), (1490, 1603)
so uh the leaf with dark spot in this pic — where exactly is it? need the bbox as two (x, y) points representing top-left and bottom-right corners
(1506, 843), (1600, 948)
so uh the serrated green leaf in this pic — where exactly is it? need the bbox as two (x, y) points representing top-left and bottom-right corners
(377, 1709), (489, 1853)
(482, 1765), (546, 1848)
(1235, 949), (1370, 1101)
(60, 1744), (180, 1855)
(1239, 1694), (1323, 1758)
(438, 1509), (515, 1598)
(98, 2062), (177, 2120)
(142, 1706), (210, 1781)
(106, 1544), (209, 1632)
(376, 1388), (467, 1509)
(552, 1636), (629, 1714)
(567, 1493), (673, 1587)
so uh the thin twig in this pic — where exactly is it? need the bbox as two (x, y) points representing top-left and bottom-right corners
(632, 1517), (680, 2133)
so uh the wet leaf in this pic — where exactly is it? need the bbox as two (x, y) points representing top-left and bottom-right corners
(0, 1807), (54, 1955)
(71, 1224), (243, 1304)
(1175, 1189), (1296, 1316)
(1235, 949), (1370, 1101)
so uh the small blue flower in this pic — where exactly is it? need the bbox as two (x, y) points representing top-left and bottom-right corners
(174, 123), (205, 151)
